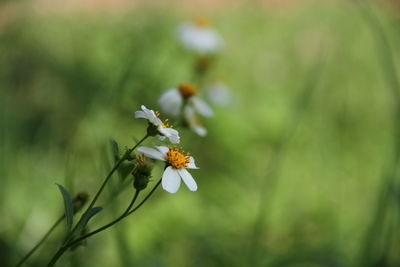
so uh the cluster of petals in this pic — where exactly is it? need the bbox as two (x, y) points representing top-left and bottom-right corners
(138, 146), (198, 193)
(177, 21), (224, 54)
(158, 87), (213, 118)
(135, 105), (180, 144)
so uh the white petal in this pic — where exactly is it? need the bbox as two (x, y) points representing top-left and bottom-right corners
(191, 124), (207, 137)
(183, 105), (195, 120)
(137, 147), (165, 161)
(158, 89), (183, 117)
(183, 105), (207, 137)
(187, 156), (199, 169)
(157, 135), (166, 141)
(155, 145), (169, 155)
(178, 168), (197, 191)
(144, 109), (162, 126)
(162, 167), (181, 193)
(136, 105), (161, 125)
(159, 127), (180, 144)
(206, 82), (232, 106)
(134, 110), (147, 119)
(177, 23), (224, 54)
(191, 97), (213, 117)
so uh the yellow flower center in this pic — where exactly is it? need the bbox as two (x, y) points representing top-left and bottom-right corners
(178, 83), (197, 98)
(166, 146), (190, 169)
(194, 17), (209, 28)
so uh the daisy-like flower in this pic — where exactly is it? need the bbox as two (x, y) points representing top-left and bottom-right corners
(184, 105), (207, 137)
(177, 17), (224, 54)
(158, 83), (213, 118)
(137, 145), (198, 193)
(135, 105), (180, 144)
(206, 80), (232, 106)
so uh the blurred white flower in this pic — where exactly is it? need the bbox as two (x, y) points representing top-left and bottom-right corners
(135, 105), (180, 144)
(206, 80), (232, 106)
(137, 145), (199, 193)
(184, 105), (207, 137)
(158, 83), (213, 118)
(177, 17), (224, 54)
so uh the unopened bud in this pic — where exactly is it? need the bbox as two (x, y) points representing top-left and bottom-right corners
(132, 154), (153, 190)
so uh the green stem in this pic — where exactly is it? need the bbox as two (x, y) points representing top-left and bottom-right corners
(46, 191), (140, 267)
(128, 178), (162, 215)
(47, 134), (149, 266)
(67, 177), (161, 249)
(66, 189), (141, 248)
(67, 134), (148, 241)
(16, 215), (64, 267)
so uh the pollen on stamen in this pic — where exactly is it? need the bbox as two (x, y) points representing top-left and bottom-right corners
(166, 146), (191, 169)
(161, 119), (173, 128)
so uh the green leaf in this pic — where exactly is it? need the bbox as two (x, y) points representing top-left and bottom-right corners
(78, 207), (103, 233)
(110, 139), (120, 162)
(56, 184), (74, 230)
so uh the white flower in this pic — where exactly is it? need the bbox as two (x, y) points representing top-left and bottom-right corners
(184, 105), (207, 137)
(158, 83), (213, 118)
(134, 105), (180, 144)
(206, 81), (232, 106)
(137, 145), (199, 193)
(177, 18), (224, 54)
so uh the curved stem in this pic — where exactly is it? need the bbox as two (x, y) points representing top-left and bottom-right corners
(16, 215), (64, 267)
(47, 191), (140, 267)
(128, 178), (162, 216)
(67, 177), (161, 249)
(65, 134), (148, 243)
(47, 134), (149, 267)
(67, 190), (141, 248)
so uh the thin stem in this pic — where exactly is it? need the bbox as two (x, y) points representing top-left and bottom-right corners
(47, 191), (140, 267)
(247, 53), (325, 265)
(16, 215), (64, 267)
(47, 134), (149, 267)
(357, 2), (400, 265)
(67, 190), (141, 248)
(66, 134), (148, 242)
(68, 177), (161, 248)
(128, 178), (162, 215)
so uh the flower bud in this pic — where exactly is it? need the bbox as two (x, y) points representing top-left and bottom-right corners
(73, 192), (89, 212)
(132, 154), (153, 190)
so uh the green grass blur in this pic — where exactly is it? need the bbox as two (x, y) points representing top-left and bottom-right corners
(1, 1), (400, 266)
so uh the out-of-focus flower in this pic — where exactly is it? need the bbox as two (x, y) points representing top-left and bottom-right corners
(158, 83), (213, 118)
(184, 105), (207, 137)
(177, 17), (224, 54)
(138, 145), (198, 193)
(206, 80), (232, 106)
(135, 105), (180, 144)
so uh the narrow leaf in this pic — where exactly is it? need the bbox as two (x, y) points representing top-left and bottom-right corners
(110, 139), (120, 162)
(78, 207), (103, 233)
(56, 184), (74, 230)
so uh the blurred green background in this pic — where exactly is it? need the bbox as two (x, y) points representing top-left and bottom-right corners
(1, 0), (400, 266)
